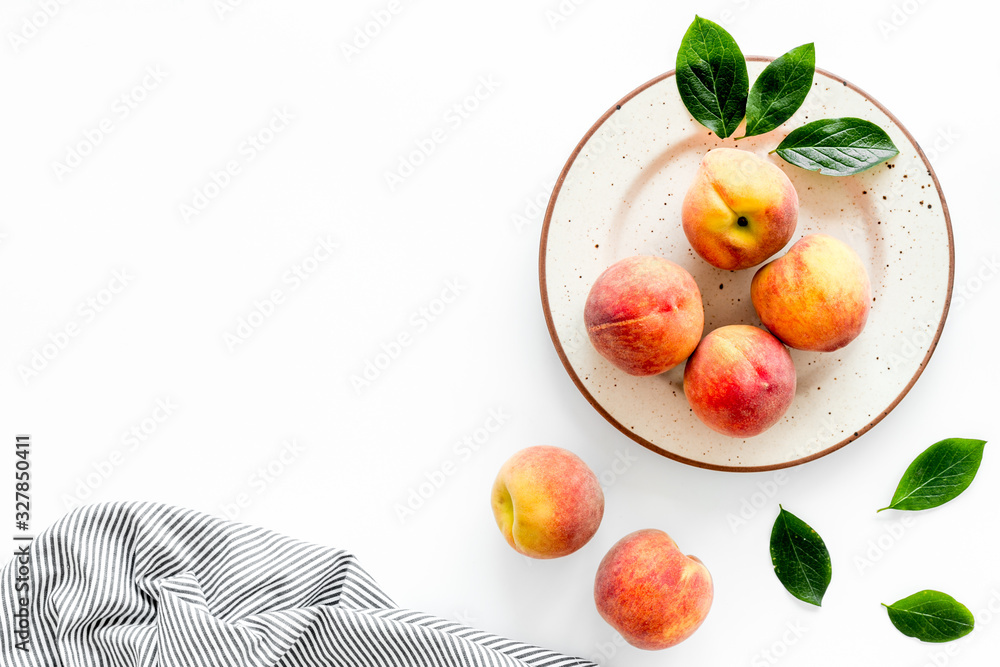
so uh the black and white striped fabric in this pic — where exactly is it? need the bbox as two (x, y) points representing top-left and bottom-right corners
(1, 502), (596, 667)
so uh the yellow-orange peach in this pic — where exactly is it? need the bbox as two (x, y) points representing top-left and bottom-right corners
(594, 529), (713, 650)
(683, 325), (796, 437)
(491, 446), (604, 559)
(682, 148), (799, 270)
(584, 255), (704, 376)
(751, 234), (871, 352)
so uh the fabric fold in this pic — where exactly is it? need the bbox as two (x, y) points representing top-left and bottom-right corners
(1, 502), (595, 667)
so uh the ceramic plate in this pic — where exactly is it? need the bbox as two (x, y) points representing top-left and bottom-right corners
(539, 58), (954, 472)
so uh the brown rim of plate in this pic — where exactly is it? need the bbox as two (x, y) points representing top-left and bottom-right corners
(537, 55), (956, 473)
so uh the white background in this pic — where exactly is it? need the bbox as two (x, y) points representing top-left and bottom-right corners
(3, 0), (999, 665)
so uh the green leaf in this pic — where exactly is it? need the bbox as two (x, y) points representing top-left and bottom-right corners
(879, 438), (987, 512)
(675, 15), (749, 139)
(769, 506), (832, 606)
(742, 43), (815, 138)
(883, 591), (975, 643)
(775, 117), (899, 175)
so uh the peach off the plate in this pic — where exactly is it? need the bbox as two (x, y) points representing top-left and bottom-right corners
(490, 446), (604, 559)
(594, 529), (713, 650)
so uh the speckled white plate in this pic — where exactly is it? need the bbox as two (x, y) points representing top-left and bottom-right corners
(539, 57), (954, 472)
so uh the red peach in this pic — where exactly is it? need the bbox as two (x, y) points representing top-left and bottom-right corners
(683, 325), (796, 438)
(584, 255), (704, 376)
(594, 529), (713, 650)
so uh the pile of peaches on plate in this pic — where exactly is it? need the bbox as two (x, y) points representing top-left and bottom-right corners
(584, 147), (871, 438)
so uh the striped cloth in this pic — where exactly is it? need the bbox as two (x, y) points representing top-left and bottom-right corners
(1, 502), (596, 667)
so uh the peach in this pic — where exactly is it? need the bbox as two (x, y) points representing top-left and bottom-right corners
(682, 148), (799, 270)
(683, 325), (796, 438)
(751, 234), (871, 352)
(584, 255), (704, 376)
(594, 529), (713, 650)
(491, 446), (604, 559)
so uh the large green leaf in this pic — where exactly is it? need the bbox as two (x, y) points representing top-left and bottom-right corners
(879, 438), (987, 512)
(770, 506), (832, 606)
(675, 16), (749, 139)
(743, 43), (815, 138)
(883, 591), (975, 643)
(775, 117), (899, 175)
